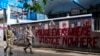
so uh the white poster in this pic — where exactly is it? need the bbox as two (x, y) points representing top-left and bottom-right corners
(49, 20), (55, 26)
(44, 24), (48, 29)
(59, 21), (69, 28)
(71, 24), (74, 28)
(77, 21), (81, 26)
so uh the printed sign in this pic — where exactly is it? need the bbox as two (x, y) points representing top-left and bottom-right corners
(59, 21), (69, 28)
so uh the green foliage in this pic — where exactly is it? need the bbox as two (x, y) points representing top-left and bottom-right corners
(23, 3), (30, 9)
(43, 0), (47, 5)
(23, 0), (48, 13)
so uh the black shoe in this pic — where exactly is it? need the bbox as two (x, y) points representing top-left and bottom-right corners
(24, 48), (27, 53)
(9, 52), (13, 55)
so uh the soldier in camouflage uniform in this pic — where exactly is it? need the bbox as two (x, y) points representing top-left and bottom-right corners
(4, 25), (14, 54)
(24, 25), (34, 54)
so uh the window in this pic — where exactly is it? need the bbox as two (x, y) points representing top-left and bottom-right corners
(94, 18), (100, 30)
(92, 17), (100, 32)
(91, 4), (100, 32)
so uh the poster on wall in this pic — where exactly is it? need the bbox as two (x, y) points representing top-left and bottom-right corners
(71, 24), (74, 28)
(77, 21), (81, 26)
(82, 18), (90, 27)
(73, 20), (78, 26)
(44, 24), (48, 29)
(71, 20), (78, 28)
(59, 21), (69, 28)
(38, 23), (45, 29)
(49, 20), (56, 28)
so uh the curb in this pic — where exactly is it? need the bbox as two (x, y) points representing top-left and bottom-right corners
(14, 46), (100, 55)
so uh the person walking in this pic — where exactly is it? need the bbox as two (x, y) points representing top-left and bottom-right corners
(4, 25), (14, 55)
(24, 25), (34, 54)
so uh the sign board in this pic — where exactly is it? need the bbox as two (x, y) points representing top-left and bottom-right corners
(0, 9), (4, 19)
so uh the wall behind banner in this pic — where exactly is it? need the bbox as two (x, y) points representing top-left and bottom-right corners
(11, 17), (100, 49)
(0, 9), (7, 47)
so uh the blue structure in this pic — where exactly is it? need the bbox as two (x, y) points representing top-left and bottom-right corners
(0, 0), (8, 9)
(0, 0), (46, 21)
(8, 0), (24, 8)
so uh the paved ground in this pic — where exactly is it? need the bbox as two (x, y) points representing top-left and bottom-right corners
(0, 46), (100, 56)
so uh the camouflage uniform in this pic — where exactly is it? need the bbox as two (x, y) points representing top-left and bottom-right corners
(24, 28), (33, 54)
(4, 28), (14, 54)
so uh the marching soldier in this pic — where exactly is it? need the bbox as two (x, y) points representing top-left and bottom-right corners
(24, 25), (34, 54)
(4, 25), (14, 54)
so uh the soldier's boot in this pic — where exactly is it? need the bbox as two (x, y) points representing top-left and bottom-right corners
(30, 48), (33, 54)
(9, 49), (13, 55)
(24, 48), (27, 53)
